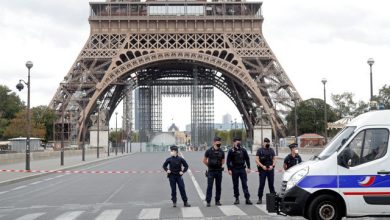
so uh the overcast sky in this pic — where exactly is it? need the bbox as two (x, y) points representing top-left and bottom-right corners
(1, 0), (389, 131)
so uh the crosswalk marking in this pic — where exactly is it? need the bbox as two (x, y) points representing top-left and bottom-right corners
(181, 207), (204, 218)
(218, 205), (246, 216)
(54, 211), (84, 220)
(137, 208), (160, 219)
(95, 209), (122, 220)
(254, 204), (277, 216)
(15, 213), (45, 220)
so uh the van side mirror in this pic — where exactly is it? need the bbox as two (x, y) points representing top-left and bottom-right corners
(337, 148), (351, 169)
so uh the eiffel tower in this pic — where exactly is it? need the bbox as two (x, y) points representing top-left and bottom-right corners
(49, 0), (301, 148)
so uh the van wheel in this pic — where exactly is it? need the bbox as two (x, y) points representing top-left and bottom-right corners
(308, 195), (342, 220)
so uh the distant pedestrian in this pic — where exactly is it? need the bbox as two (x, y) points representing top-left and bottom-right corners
(203, 137), (225, 207)
(226, 137), (253, 205)
(255, 138), (276, 204)
(283, 143), (302, 170)
(162, 145), (191, 208)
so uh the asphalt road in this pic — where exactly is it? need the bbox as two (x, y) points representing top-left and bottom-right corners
(0, 151), (383, 220)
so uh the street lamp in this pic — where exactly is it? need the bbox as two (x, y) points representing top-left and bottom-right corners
(321, 78), (328, 144)
(248, 109), (253, 154)
(292, 93), (299, 144)
(234, 118), (237, 137)
(97, 100), (101, 158)
(60, 100), (65, 166)
(107, 107), (110, 157)
(16, 61), (33, 170)
(367, 58), (375, 101)
(115, 112), (118, 156)
(81, 91), (87, 161)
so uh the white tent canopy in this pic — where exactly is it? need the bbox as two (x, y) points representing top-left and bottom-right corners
(327, 116), (355, 129)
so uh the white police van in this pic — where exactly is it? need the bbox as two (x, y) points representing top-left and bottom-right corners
(267, 110), (390, 220)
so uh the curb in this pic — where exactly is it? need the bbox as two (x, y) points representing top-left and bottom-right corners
(0, 153), (134, 187)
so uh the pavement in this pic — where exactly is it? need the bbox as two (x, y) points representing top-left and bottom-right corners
(0, 151), (386, 220)
(0, 150), (129, 186)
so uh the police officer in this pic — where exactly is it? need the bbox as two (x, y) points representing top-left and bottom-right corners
(283, 143), (302, 170)
(255, 137), (276, 204)
(162, 145), (191, 208)
(203, 137), (225, 207)
(226, 137), (253, 205)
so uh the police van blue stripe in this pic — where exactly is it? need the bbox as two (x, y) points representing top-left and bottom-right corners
(297, 175), (390, 188)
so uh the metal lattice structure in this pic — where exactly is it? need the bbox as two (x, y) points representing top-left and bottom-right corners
(132, 75), (214, 146)
(50, 0), (302, 146)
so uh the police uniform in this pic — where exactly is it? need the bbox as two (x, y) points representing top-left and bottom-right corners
(204, 139), (225, 206)
(256, 138), (276, 204)
(284, 144), (302, 170)
(162, 146), (190, 207)
(226, 138), (252, 205)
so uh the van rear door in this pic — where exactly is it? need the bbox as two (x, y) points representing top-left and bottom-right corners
(337, 127), (390, 216)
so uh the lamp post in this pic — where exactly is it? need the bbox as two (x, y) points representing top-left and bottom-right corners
(60, 101), (65, 166)
(292, 94), (298, 144)
(107, 107), (110, 157)
(248, 109), (253, 154)
(322, 78), (328, 144)
(16, 61), (33, 170)
(97, 100), (101, 158)
(81, 91), (87, 161)
(367, 58), (375, 101)
(234, 118), (237, 137)
(260, 106), (263, 146)
(115, 112), (118, 156)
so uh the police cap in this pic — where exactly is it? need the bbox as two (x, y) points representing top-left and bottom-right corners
(214, 136), (221, 142)
(170, 145), (179, 152)
(264, 137), (270, 143)
(288, 143), (298, 149)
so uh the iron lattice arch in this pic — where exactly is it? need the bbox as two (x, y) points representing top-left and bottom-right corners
(50, 1), (301, 146)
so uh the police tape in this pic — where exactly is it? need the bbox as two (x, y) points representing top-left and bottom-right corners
(0, 169), (283, 174)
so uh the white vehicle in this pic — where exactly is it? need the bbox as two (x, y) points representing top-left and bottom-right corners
(267, 110), (390, 220)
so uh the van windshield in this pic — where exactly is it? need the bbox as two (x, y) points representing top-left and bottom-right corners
(316, 126), (356, 160)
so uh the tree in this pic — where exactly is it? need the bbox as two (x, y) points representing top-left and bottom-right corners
(31, 106), (56, 142)
(0, 85), (24, 140)
(3, 110), (46, 139)
(286, 98), (338, 136)
(331, 92), (356, 118)
(377, 84), (390, 109)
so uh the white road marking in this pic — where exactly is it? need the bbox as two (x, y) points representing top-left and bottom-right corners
(137, 208), (160, 219)
(29, 181), (42, 185)
(95, 209), (122, 220)
(181, 206), (204, 218)
(0, 191), (8, 195)
(55, 175), (65, 178)
(11, 186), (26, 191)
(44, 178), (54, 181)
(180, 153), (206, 202)
(54, 211), (84, 220)
(218, 205), (247, 216)
(254, 204), (278, 216)
(15, 212), (45, 220)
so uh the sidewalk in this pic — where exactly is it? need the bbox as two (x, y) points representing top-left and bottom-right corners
(0, 150), (130, 186)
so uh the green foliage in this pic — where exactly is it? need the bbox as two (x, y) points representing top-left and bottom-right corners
(0, 85), (24, 140)
(3, 110), (46, 139)
(376, 84), (390, 109)
(31, 106), (56, 142)
(214, 129), (247, 146)
(331, 92), (356, 117)
(286, 98), (338, 136)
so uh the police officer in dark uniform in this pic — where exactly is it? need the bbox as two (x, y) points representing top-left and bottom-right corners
(227, 137), (253, 205)
(255, 138), (276, 204)
(203, 137), (225, 207)
(283, 143), (302, 170)
(162, 145), (191, 208)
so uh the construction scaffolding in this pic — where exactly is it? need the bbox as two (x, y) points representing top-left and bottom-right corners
(132, 72), (214, 147)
